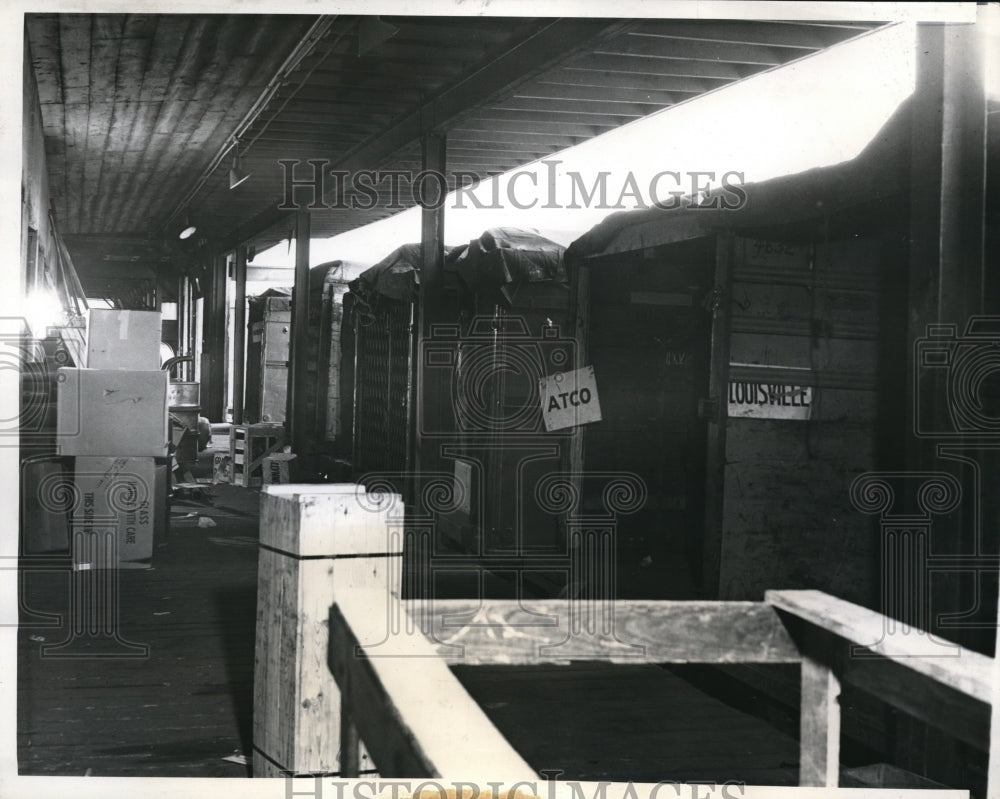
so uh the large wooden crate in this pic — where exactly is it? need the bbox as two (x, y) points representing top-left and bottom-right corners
(252, 484), (402, 777)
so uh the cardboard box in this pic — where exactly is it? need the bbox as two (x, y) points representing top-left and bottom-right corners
(70, 456), (168, 568)
(87, 309), (163, 370)
(261, 453), (297, 485)
(56, 368), (169, 457)
(21, 457), (71, 553)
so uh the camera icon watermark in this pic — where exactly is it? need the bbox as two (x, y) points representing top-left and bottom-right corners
(864, 316), (1000, 654)
(0, 315), (79, 448)
(419, 315), (575, 439)
(914, 316), (1000, 439)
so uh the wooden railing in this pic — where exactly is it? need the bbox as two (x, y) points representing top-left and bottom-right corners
(328, 588), (991, 793)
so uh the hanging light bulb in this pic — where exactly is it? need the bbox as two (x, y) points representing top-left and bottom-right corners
(229, 141), (251, 190)
(178, 212), (197, 240)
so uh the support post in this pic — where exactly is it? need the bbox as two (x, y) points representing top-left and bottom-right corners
(703, 233), (733, 598)
(176, 273), (188, 377)
(201, 254), (228, 420)
(413, 132), (446, 501)
(340, 710), (360, 779)
(288, 208), (311, 455)
(233, 245), (247, 425)
(799, 655), (842, 787)
(902, 20), (987, 780)
(252, 484), (402, 777)
(987, 575), (1000, 798)
(419, 132), (446, 285)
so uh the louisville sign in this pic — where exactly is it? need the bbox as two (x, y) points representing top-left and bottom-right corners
(728, 380), (813, 420)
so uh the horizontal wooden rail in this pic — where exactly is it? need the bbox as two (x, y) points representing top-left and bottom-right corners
(325, 587), (988, 790)
(408, 599), (801, 665)
(766, 589), (994, 787)
(766, 589), (991, 702)
(328, 590), (537, 778)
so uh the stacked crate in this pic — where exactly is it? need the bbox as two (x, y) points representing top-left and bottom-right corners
(52, 309), (170, 569)
(230, 422), (286, 488)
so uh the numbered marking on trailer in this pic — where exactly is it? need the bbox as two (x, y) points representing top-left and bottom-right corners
(539, 366), (602, 431)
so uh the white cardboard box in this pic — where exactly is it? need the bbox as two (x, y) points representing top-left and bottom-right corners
(87, 309), (162, 370)
(56, 368), (169, 457)
(261, 453), (297, 485)
(71, 456), (168, 567)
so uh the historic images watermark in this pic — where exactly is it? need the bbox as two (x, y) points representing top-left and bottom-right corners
(286, 776), (748, 799)
(277, 159), (748, 213)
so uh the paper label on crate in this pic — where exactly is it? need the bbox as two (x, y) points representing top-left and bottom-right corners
(539, 366), (602, 431)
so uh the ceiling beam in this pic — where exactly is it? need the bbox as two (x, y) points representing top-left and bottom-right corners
(565, 52), (749, 80)
(216, 17), (634, 253)
(161, 14), (337, 234)
(596, 34), (786, 66)
(630, 20), (842, 49)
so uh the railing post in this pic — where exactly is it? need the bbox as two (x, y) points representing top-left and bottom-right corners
(252, 484), (402, 777)
(988, 572), (1000, 798)
(799, 654), (842, 787)
(340, 705), (360, 779)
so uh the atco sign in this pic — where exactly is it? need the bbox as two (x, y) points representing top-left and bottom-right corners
(539, 366), (602, 432)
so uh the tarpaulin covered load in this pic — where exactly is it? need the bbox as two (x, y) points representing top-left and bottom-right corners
(348, 243), (434, 304)
(349, 228), (566, 305)
(450, 227), (566, 305)
(310, 260), (367, 292)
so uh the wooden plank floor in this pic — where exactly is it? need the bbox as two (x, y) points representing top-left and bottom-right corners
(18, 467), (799, 782)
(18, 481), (261, 777)
(454, 664), (799, 785)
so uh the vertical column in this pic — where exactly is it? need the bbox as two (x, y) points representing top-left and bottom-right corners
(703, 233), (734, 598)
(903, 23), (986, 781)
(184, 276), (196, 382)
(988, 561), (1000, 799)
(288, 208), (311, 455)
(252, 484), (402, 777)
(907, 22), (986, 346)
(419, 132), (446, 286)
(414, 132), (447, 498)
(201, 254), (228, 421)
(799, 654), (842, 787)
(233, 245), (247, 425)
(177, 273), (188, 377)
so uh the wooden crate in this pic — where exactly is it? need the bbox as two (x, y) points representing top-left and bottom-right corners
(252, 484), (402, 777)
(230, 423), (285, 488)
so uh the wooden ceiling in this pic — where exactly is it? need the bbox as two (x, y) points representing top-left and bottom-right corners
(25, 14), (882, 258)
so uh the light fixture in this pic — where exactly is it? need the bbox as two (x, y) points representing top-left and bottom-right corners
(178, 213), (197, 240)
(229, 142), (251, 190)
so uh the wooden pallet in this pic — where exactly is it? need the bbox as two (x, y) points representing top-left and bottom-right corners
(230, 423), (286, 488)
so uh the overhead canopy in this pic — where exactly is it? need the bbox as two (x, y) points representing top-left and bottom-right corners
(565, 98), (915, 260)
(25, 13), (885, 270)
